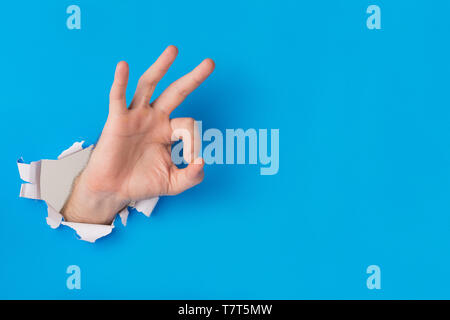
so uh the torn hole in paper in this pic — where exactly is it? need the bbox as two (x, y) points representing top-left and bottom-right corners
(17, 141), (159, 243)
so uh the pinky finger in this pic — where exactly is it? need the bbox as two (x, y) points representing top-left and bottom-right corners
(109, 61), (129, 115)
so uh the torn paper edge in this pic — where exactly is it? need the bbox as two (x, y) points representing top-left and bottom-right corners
(17, 159), (41, 199)
(119, 207), (129, 227)
(58, 141), (85, 159)
(61, 221), (114, 243)
(18, 141), (159, 243)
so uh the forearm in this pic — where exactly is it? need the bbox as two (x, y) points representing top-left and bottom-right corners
(61, 171), (129, 225)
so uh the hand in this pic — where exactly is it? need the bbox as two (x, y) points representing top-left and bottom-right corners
(61, 46), (215, 224)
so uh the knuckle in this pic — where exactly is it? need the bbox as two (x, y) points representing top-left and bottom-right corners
(192, 75), (202, 86)
(139, 76), (155, 89)
(171, 83), (189, 98)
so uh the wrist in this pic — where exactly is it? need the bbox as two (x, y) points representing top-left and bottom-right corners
(61, 170), (129, 225)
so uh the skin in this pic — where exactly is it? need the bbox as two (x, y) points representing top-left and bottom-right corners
(61, 45), (215, 224)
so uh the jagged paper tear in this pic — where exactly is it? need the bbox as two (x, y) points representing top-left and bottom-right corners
(17, 141), (159, 243)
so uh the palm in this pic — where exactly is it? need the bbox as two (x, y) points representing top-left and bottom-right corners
(94, 109), (174, 200)
(82, 46), (214, 202)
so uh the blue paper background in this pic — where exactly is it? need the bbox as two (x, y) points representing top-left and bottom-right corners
(1, 0), (450, 299)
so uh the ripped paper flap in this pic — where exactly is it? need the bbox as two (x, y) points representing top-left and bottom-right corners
(18, 141), (159, 242)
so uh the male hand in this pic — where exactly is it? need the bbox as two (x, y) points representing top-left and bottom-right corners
(62, 46), (215, 224)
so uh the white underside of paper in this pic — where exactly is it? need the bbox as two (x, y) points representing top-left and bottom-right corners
(18, 141), (159, 243)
